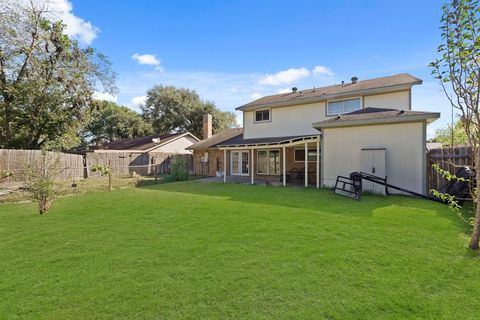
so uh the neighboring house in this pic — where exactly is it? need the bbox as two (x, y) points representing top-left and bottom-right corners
(96, 132), (199, 154)
(189, 73), (440, 195)
(90, 132), (199, 175)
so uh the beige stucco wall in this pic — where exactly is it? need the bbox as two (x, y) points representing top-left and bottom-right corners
(322, 122), (426, 195)
(364, 91), (410, 110)
(243, 90), (411, 139)
(158, 136), (198, 154)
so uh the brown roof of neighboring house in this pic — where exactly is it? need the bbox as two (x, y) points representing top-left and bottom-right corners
(187, 128), (243, 150)
(237, 73), (422, 111)
(101, 132), (196, 151)
(312, 107), (440, 129)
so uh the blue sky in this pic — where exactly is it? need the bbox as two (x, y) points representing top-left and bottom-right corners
(64, 0), (450, 137)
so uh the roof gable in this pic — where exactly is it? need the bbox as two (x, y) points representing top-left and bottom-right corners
(188, 128), (243, 150)
(101, 132), (198, 151)
(238, 73), (422, 111)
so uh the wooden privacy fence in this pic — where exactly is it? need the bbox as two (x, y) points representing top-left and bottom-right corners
(0, 149), (194, 183)
(428, 146), (472, 192)
(0, 149), (84, 181)
(85, 152), (193, 177)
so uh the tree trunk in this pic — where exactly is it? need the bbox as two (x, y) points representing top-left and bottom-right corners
(469, 148), (480, 249)
(2, 96), (12, 148)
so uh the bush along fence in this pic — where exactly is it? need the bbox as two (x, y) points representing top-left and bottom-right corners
(427, 146), (472, 192)
(0, 149), (194, 183)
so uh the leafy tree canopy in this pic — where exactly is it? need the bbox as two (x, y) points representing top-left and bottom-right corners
(0, 1), (116, 150)
(141, 85), (237, 138)
(81, 100), (152, 145)
(432, 119), (469, 147)
(430, 0), (480, 249)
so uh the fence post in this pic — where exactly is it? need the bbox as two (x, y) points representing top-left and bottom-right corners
(154, 157), (158, 183)
(108, 159), (112, 191)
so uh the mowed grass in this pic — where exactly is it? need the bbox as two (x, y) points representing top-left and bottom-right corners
(0, 181), (479, 319)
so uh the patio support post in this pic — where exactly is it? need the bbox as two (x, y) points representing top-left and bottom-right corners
(223, 149), (227, 183)
(282, 146), (286, 187)
(251, 148), (254, 185)
(316, 139), (320, 189)
(304, 142), (308, 187)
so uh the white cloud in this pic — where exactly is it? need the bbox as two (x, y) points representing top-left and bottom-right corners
(250, 92), (262, 99)
(373, 54), (380, 59)
(93, 92), (117, 102)
(312, 65), (335, 76)
(36, 0), (99, 45)
(132, 53), (163, 71)
(277, 88), (291, 94)
(260, 68), (310, 86)
(131, 95), (147, 107)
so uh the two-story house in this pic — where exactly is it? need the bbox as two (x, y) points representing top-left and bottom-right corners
(188, 73), (440, 195)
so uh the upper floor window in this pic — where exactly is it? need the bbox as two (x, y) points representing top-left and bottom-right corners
(327, 98), (361, 115)
(255, 109), (271, 123)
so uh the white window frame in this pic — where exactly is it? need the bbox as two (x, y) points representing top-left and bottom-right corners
(254, 108), (272, 123)
(257, 149), (281, 175)
(326, 97), (362, 116)
(294, 148), (320, 162)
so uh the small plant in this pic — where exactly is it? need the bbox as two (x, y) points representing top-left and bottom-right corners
(0, 170), (14, 179)
(430, 164), (474, 224)
(166, 156), (188, 182)
(24, 153), (61, 214)
(90, 165), (112, 175)
(90, 165), (113, 191)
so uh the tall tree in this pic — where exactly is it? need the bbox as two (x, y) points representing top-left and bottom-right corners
(430, 0), (480, 249)
(433, 119), (469, 147)
(0, 0), (116, 149)
(81, 100), (152, 145)
(141, 85), (237, 138)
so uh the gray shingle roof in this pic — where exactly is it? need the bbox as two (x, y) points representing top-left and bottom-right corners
(188, 128), (243, 150)
(102, 132), (193, 151)
(312, 108), (440, 128)
(237, 73), (422, 111)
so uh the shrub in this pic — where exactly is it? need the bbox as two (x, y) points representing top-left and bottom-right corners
(24, 153), (61, 214)
(166, 156), (188, 182)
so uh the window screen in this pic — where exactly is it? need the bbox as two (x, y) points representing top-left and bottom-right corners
(294, 149), (319, 162)
(327, 98), (361, 115)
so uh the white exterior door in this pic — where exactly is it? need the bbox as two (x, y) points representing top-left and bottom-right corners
(231, 151), (249, 176)
(361, 149), (386, 194)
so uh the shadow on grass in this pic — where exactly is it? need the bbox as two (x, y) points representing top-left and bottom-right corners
(138, 180), (470, 232)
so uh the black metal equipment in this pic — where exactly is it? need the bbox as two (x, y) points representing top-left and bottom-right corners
(334, 167), (475, 204)
(333, 174), (362, 200)
(431, 166), (474, 205)
(334, 172), (433, 201)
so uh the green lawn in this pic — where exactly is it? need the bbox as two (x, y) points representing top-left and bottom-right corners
(1, 181), (479, 319)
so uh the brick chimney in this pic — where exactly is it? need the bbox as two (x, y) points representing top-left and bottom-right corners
(202, 114), (212, 139)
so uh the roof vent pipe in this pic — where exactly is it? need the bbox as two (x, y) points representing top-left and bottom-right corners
(351, 76), (358, 84)
(292, 87), (298, 93)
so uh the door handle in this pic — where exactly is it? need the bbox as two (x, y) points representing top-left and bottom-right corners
(372, 167), (375, 174)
